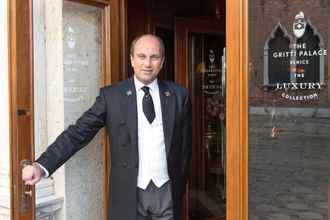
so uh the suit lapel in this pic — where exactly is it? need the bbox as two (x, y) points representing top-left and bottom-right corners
(158, 81), (175, 156)
(119, 78), (138, 157)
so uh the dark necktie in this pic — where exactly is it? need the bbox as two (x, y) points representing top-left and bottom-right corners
(141, 86), (155, 124)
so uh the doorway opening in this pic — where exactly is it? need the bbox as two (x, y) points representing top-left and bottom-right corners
(8, 0), (228, 219)
(126, 1), (226, 219)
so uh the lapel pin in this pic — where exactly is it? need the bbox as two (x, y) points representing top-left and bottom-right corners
(164, 91), (171, 97)
(126, 90), (132, 96)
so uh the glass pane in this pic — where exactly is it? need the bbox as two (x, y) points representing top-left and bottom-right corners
(249, 2), (330, 220)
(188, 33), (226, 220)
(63, 1), (104, 220)
(33, 1), (104, 219)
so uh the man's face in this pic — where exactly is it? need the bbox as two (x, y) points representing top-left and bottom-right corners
(130, 36), (164, 85)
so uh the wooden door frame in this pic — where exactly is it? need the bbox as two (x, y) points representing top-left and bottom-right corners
(8, 0), (124, 219)
(226, 0), (248, 220)
(9, 0), (35, 219)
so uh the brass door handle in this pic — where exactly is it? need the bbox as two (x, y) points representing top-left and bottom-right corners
(21, 159), (34, 198)
(21, 159), (33, 197)
(20, 159), (34, 212)
(24, 189), (33, 197)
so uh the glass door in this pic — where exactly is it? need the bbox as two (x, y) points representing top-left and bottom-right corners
(33, 1), (104, 219)
(174, 17), (226, 220)
(248, 1), (330, 220)
(188, 33), (226, 220)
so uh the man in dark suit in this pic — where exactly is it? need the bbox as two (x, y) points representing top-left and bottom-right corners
(23, 34), (192, 220)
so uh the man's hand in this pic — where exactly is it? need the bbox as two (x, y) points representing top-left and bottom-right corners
(22, 163), (44, 185)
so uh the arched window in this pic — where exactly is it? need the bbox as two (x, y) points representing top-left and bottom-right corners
(263, 21), (325, 88)
(264, 23), (293, 86)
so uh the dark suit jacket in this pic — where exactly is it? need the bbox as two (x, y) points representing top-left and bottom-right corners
(36, 78), (192, 220)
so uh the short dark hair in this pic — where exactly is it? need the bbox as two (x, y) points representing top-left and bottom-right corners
(130, 34), (165, 58)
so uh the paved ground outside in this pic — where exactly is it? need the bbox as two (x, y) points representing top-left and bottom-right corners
(249, 114), (330, 220)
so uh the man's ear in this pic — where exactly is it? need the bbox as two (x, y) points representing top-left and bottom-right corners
(130, 55), (134, 67)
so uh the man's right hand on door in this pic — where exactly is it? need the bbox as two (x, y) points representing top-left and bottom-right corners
(22, 163), (44, 185)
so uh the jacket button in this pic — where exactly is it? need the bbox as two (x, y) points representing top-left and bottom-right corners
(122, 162), (128, 168)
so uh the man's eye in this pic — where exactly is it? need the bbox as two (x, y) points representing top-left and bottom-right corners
(151, 56), (161, 60)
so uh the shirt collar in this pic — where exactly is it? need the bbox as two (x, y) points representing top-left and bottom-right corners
(133, 75), (158, 92)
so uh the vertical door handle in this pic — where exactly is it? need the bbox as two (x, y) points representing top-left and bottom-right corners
(20, 159), (33, 212)
(21, 159), (33, 197)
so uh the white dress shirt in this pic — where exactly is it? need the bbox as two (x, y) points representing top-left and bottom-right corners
(134, 76), (169, 190)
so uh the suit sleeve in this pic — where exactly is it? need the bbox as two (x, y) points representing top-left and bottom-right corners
(36, 88), (107, 176)
(181, 92), (192, 183)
